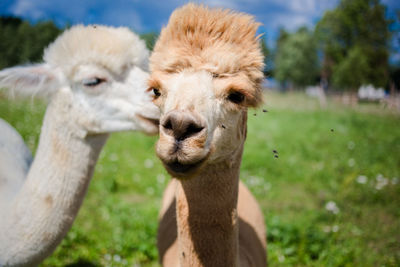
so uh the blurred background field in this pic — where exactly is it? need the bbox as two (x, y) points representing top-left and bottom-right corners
(1, 90), (399, 266)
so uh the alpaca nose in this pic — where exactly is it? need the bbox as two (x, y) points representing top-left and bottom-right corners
(161, 110), (205, 141)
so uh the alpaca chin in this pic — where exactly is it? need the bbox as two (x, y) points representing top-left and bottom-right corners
(161, 155), (209, 179)
(156, 132), (210, 179)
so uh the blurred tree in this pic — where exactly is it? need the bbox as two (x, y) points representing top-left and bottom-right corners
(260, 36), (271, 76)
(332, 46), (370, 89)
(276, 28), (289, 47)
(31, 21), (61, 61)
(396, 10), (400, 47)
(389, 66), (400, 92)
(0, 17), (23, 68)
(390, 10), (400, 92)
(274, 27), (319, 89)
(316, 0), (392, 90)
(0, 16), (61, 69)
(139, 32), (159, 51)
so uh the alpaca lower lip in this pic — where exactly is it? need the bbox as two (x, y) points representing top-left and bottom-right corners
(137, 114), (160, 132)
(166, 161), (202, 174)
(145, 117), (160, 127)
(138, 115), (159, 126)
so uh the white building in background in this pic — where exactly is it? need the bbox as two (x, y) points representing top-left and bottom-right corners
(358, 84), (386, 101)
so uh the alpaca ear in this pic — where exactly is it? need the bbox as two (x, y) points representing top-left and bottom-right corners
(0, 64), (61, 99)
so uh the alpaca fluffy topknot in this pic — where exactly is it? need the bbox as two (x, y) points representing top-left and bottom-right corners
(44, 25), (149, 77)
(150, 3), (264, 106)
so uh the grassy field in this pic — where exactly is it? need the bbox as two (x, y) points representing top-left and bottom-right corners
(1, 91), (399, 266)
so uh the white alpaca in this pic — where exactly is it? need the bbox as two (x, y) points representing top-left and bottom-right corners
(150, 4), (267, 266)
(0, 25), (159, 266)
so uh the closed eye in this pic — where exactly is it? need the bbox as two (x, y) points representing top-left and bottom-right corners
(82, 77), (106, 87)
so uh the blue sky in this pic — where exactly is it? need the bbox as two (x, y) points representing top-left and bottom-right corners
(0, 0), (399, 56)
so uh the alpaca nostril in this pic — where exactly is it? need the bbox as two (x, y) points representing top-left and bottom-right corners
(162, 111), (205, 141)
(186, 123), (204, 135)
(178, 123), (204, 141)
(163, 119), (173, 130)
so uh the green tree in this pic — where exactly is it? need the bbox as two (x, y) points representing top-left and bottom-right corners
(274, 27), (319, 89)
(316, 0), (392, 90)
(0, 17), (23, 68)
(0, 16), (61, 69)
(332, 46), (370, 89)
(260, 36), (271, 75)
(139, 32), (159, 51)
(276, 28), (289, 48)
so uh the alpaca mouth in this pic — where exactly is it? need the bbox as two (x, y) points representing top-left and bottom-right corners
(164, 158), (206, 177)
(168, 161), (199, 172)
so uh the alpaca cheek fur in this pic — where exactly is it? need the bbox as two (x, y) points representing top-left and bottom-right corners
(207, 111), (246, 162)
(156, 133), (176, 162)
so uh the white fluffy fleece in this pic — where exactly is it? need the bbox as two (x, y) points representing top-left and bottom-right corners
(44, 25), (149, 77)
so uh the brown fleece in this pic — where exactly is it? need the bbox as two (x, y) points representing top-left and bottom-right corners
(153, 3), (267, 267)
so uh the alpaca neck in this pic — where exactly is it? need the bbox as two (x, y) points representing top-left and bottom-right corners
(0, 98), (108, 266)
(175, 143), (244, 267)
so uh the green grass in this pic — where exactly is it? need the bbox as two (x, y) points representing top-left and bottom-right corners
(1, 92), (399, 266)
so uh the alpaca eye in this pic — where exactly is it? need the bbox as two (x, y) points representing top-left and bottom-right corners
(82, 77), (104, 87)
(152, 88), (161, 98)
(227, 91), (244, 104)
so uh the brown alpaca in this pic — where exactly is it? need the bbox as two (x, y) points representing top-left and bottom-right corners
(149, 4), (267, 266)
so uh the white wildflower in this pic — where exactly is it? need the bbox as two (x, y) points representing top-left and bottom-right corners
(113, 254), (122, 262)
(264, 182), (272, 191)
(144, 158), (154, 168)
(325, 201), (340, 214)
(347, 141), (355, 150)
(28, 136), (36, 148)
(356, 175), (368, 184)
(351, 226), (362, 236)
(101, 209), (110, 220)
(332, 225), (339, 232)
(146, 187), (155, 195)
(97, 164), (104, 173)
(323, 226), (331, 233)
(247, 176), (262, 186)
(392, 177), (399, 185)
(157, 173), (166, 184)
(109, 153), (118, 162)
(278, 254), (285, 263)
(132, 174), (140, 182)
(375, 174), (388, 190)
(348, 158), (355, 167)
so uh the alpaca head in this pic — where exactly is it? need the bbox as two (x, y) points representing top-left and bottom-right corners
(0, 25), (159, 136)
(149, 4), (264, 178)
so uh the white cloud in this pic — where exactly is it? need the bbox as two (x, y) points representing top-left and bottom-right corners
(284, 0), (317, 14)
(6, 0), (340, 33)
(11, 0), (45, 20)
(202, 0), (240, 9)
(100, 6), (144, 33)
